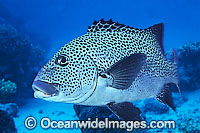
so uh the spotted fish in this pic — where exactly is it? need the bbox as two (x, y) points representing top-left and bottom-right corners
(32, 19), (179, 120)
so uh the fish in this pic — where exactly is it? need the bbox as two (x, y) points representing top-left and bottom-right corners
(32, 19), (179, 121)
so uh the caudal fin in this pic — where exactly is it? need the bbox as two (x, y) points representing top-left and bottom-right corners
(170, 49), (183, 102)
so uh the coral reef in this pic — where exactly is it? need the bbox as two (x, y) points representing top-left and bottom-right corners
(0, 79), (16, 103)
(0, 3), (52, 52)
(0, 103), (18, 118)
(73, 105), (129, 132)
(177, 41), (200, 91)
(0, 24), (44, 104)
(0, 110), (17, 133)
(74, 105), (118, 121)
(139, 99), (169, 114)
(74, 105), (148, 132)
(177, 114), (200, 132)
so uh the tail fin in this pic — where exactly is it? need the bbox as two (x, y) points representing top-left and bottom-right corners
(170, 49), (179, 80)
(170, 49), (183, 103)
(170, 49), (178, 64)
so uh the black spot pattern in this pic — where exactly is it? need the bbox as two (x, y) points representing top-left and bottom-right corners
(35, 19), (178, 97)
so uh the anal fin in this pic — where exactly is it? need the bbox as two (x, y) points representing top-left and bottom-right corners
(156, 83), (176, 111)
(107, 102), (142, 121)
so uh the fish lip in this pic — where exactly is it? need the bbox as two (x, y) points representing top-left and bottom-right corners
(32, 80), (59, 97)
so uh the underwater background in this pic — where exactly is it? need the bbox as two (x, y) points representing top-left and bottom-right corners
(0, 0), (200, 132)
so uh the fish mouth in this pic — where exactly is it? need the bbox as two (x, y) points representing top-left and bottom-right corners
(32, 80), (59, 98)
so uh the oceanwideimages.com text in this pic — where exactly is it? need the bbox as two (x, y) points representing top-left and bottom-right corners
(25, 116), (176, 131)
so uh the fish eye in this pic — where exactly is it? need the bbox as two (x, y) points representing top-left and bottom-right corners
(55, 54), (69, 66)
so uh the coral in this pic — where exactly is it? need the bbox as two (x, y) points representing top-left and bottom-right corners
(177, 115), (200, 132)
(0, 103), (18, 118)
(175, 107), (200, 132)
(0, 110), (17, 133)
(142, 99), (169, 114)
(74, 105), (118, 121)
(73, 105), (129, 132)
(0, 24), (44, 104)
(74, 105), (147, 132)
(177, 41), (200, 91)
(138, 93), (188, 114)
(0, 79), (16, 103)
(172, 92), (188, 108)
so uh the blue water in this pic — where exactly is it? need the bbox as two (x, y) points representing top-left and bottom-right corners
(2, 0), (200, 55)
(0, 0), (200, 132)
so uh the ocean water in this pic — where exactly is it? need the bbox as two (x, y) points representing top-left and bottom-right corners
(0, 0), (200, 132)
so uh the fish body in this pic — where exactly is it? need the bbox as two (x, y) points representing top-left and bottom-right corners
(32, 19), (178, 120)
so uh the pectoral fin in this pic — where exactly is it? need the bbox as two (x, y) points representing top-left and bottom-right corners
(103, 53), (146, 90)
(107, 102), (142, 121)
(156, 83), (176, 111)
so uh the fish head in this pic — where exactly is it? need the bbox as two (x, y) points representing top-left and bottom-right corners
(32, 41), (98, 104)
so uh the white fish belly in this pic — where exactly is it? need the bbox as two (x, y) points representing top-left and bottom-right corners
(80, 76), (165, 106)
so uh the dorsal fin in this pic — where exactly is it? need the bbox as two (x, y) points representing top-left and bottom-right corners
(87, 19), (165, 54)
(145, 23), (165, 54)
(87, 18), (140, 33)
